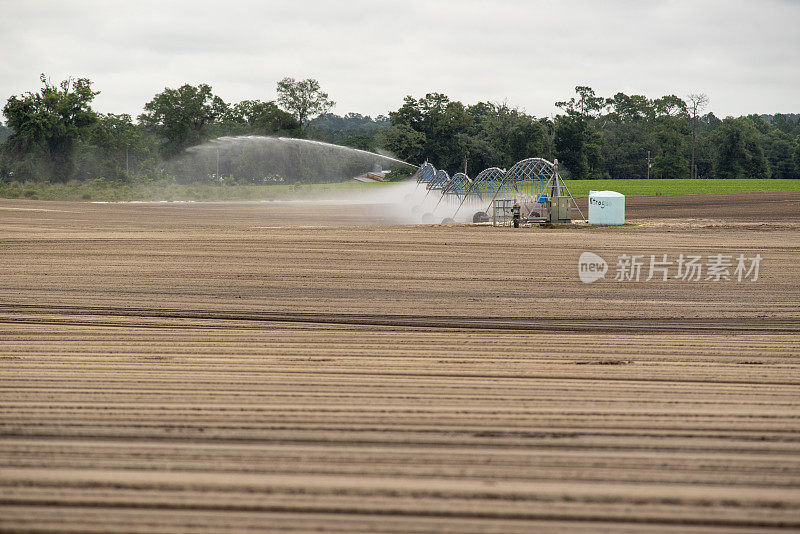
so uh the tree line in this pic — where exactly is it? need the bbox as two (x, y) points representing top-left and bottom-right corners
(0, 75), (336, 183)
(379, 87), (800, 180)
(2, 76), (799, 184)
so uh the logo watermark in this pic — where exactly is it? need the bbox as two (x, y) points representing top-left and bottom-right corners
(578, 252), (608, 284)
(579, 252), (762, 283)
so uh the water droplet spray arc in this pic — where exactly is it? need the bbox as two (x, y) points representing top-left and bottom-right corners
(169, 135), (417, 185)
(162, 136), (582, 225)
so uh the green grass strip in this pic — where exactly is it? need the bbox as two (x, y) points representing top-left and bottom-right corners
(562, 179), (800, 197)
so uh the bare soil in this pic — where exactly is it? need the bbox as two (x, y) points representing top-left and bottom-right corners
(577, 191), (800, 223)
(1, 193), (799, 532)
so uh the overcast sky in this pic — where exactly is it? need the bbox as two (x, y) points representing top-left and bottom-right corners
(1, 0), (798, 121)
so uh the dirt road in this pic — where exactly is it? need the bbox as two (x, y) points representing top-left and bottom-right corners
(1, 194), (799, 532)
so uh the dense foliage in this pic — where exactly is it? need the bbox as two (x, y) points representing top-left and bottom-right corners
(382, 87), (800, 180)
(307, 113), (390, 152)
(2, 75), (99, 181)
(2, 76), (799, 185)
(0, 122), (12, 144)
(276, 78), (335, 128)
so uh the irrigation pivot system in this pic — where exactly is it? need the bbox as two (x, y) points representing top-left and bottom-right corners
(412, 157), (586, 225)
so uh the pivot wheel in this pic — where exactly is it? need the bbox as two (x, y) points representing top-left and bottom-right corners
(473, 211), (490, 223)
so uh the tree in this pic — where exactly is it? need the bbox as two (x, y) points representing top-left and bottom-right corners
(652, 117), (689, 179)
(382, 93), (554, 173)
(554, 114), (604, 179)
(606, 92), (654, 123)
(762, 129), (796, 179)
(792, 135), (800, 177)
(383, 93), (475, 171)
(2, 74), (99, 181)
(715, 117), (769, 179)
(600, 120), (654, 180)
(601, 93), (655, 179)
(138, 83), (227, 157)
(308, 112), (389, 150)
(554, 87), (605, 179)
(795, 136), (800, 177)
(0, 121), (11, 144)
(687, 93), (709, 179)
(76, 113), (142, 180)
(772, 113), (800, 137)
(556, 86), (606, 118)
(388, 96), (424, 131)
(276, 78), (334, 128)
(224, 100), (301, 137)
(653, 95), (688, 118)
(470, 102), (547, 170)
(428, 99), (474, 171)
(378, 123), (426, 164)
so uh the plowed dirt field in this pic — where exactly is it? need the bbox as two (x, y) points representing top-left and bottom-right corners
(1, 193), (799, 533)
